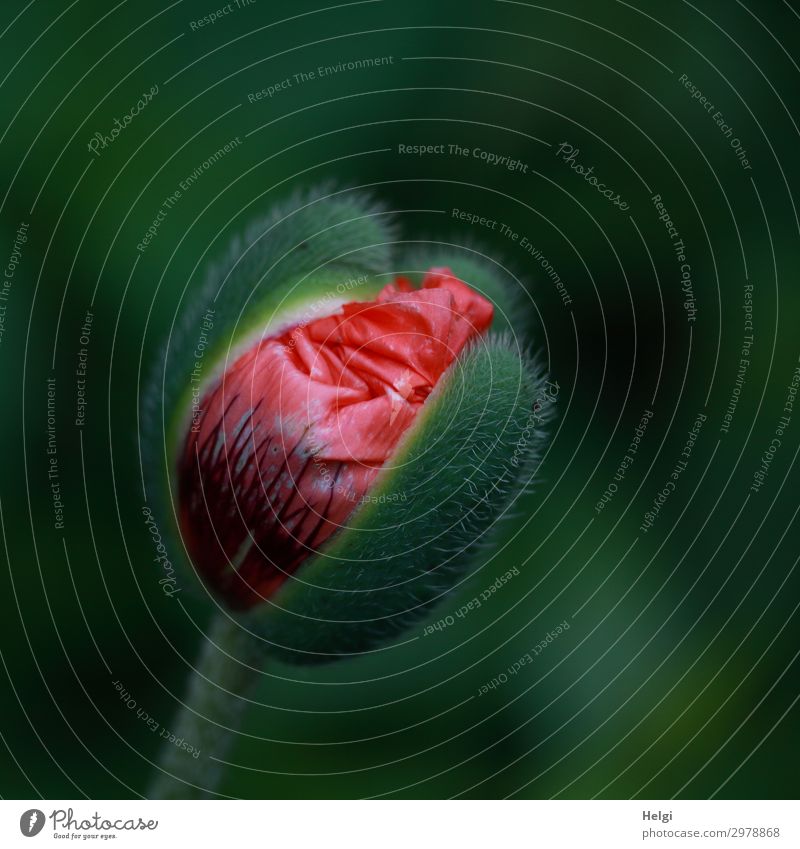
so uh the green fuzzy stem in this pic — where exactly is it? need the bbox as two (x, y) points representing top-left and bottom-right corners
(148, 614), (262, 799)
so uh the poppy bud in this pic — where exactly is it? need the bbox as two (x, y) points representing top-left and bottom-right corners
(178, 267), (493, 609)
(144, 188), (551, 663)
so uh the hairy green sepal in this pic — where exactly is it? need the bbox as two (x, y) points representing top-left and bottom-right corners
(248, 338), (548, 662)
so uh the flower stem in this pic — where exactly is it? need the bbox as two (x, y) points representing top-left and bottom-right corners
(148, 613), (263, 799)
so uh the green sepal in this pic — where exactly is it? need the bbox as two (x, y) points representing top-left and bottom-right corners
(246, 336), (552, 663)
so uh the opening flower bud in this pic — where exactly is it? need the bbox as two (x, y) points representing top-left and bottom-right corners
(178, 269), (493, 609)
(144, 190), (551, 663)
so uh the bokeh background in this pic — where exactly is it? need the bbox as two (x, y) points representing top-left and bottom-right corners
(1, 0), (799, 799)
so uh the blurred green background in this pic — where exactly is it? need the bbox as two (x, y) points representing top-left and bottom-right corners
(1, 0), (799, 799)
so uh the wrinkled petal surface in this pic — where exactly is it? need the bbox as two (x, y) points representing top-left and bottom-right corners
(178, 268), (493, 608)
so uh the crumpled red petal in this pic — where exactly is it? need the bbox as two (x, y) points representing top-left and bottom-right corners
(178, 268), (493, 609)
